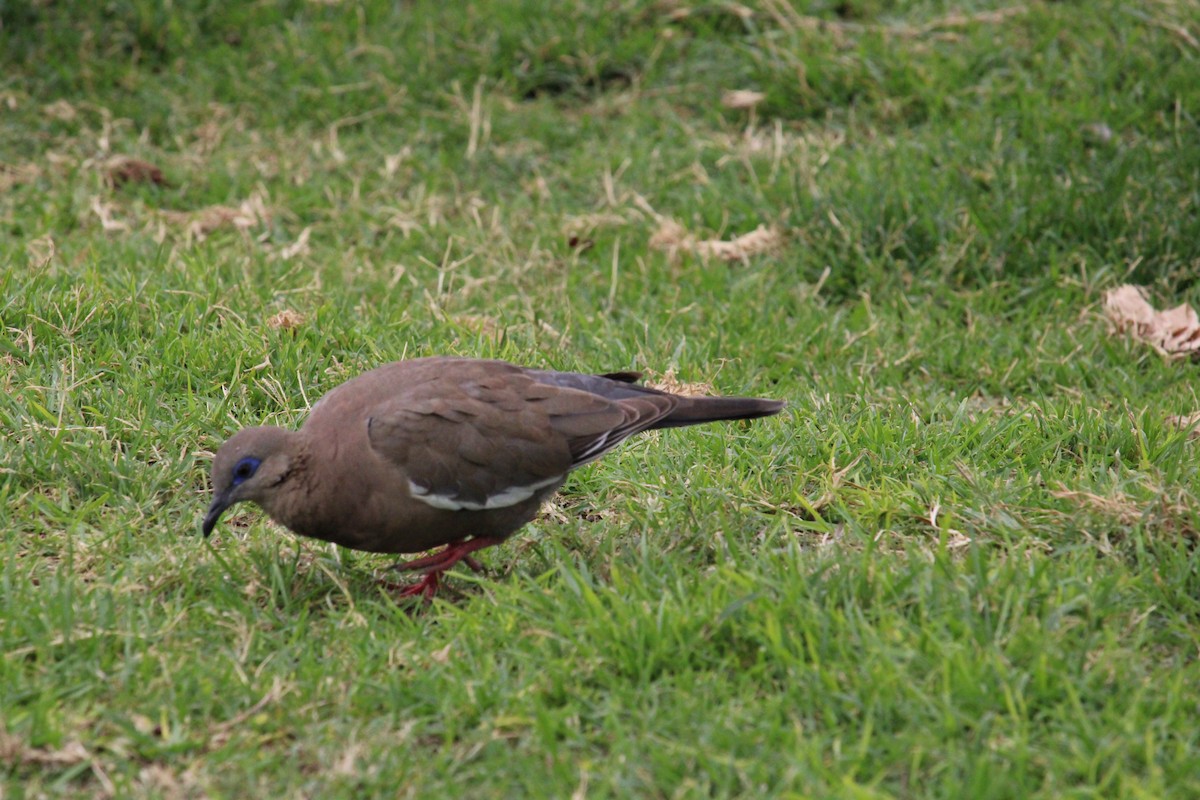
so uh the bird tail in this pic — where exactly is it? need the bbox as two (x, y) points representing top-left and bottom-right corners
(653, 395), (786, 429)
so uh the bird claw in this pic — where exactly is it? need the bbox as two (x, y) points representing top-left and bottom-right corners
(398, 572), (439, 599)
(376, 571), (440, 602)
(380, 537), (502, 599)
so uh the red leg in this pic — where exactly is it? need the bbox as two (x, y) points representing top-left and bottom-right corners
(389, 543), (467, 574)
(382, 536), (506, 599)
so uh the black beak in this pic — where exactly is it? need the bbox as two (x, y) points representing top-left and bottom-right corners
(202, 491), (233, 537)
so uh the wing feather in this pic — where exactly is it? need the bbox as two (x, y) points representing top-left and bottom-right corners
(363, 362), (682, 511)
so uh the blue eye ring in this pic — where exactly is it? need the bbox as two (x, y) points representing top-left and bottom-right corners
(231, 456), (261, 486)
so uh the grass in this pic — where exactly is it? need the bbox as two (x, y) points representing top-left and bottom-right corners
(3, 0), (1200, 796)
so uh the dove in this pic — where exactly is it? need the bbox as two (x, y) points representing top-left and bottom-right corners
(203, 357), (784, 598)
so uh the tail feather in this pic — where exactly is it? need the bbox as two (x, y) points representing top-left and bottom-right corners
(653, 395), (786, 429)
(525, 366), (785, 429)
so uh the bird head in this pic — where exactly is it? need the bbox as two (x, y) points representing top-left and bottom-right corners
(203, 426), (298, 537)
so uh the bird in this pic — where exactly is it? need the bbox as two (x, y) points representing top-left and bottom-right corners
(202, 357), (785, 599)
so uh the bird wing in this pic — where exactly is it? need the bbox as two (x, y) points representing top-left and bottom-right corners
(520, 367), (681, 465)
(364, 365), (676, 511)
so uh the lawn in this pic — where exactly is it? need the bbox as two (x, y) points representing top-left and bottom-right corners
(3, 0), (1200, 796)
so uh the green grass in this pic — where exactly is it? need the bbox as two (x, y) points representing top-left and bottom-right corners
(3, 0), (1200, 796)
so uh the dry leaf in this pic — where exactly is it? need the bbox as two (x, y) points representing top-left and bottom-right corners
(650, 219), (781, 262)
(1104, 284), (1200, 358)
(429, 642), (453, 664)
(646, 367), (715, 397)
(1166, 412), (1200, 438)
(722, 89), (766, 110)
(105, 156), (168, 188)
(267, 309), (306, 331)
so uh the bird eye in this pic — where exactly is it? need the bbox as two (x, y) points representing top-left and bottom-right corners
(231, 456), (261, 485)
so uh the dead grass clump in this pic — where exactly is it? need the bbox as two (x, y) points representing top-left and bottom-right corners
(649, 219), (782, 262)
(0, 162), (41, 191)
(25, 235), (56, 271)
(451, 314), (504, 342)
(1051, 486), (1199, 543)
(160, 193), (270, 242)
(562, 212), (629, 239)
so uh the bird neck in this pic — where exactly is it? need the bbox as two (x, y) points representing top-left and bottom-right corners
(257, 434), (313, 530)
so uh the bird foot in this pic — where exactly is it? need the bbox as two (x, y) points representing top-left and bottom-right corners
(389, 537), (504, 575)
(389, 571), (440, 600)
(381, 537), (505, 600)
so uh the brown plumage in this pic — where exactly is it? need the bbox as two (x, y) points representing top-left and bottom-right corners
(203, 357), (784, 598)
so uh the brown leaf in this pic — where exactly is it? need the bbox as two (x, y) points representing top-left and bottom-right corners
(1104, 284), (1200, 358)
(266, 309), (306, 331)
(1166, 412), (1200, 438)
(567, 235), (594, 252)
(105, 156), (168, 188)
